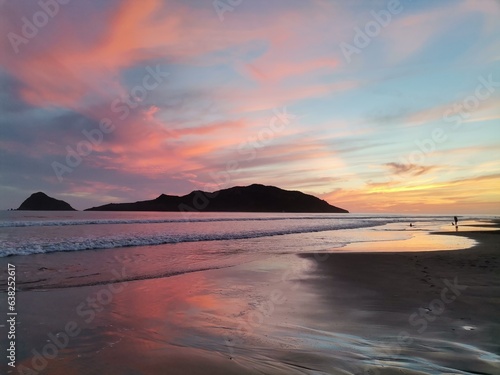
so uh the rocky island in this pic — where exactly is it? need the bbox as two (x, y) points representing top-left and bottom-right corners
(17, 192), (76, 211)
(85, 184), (349, 213)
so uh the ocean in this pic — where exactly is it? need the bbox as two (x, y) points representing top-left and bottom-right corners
(0, 211), (480, 291)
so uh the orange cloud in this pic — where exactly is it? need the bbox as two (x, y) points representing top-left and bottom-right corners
(323, 173), (500, 214)
(385, 162), (437, 176)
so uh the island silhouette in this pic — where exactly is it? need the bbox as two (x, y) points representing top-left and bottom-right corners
(17, 185), (348, 213)
(17, 192), (76, 211)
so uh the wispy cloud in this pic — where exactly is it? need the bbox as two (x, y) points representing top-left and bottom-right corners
(385, 162), (436, 176)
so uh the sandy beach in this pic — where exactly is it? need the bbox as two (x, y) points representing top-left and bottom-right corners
(298, 228), (500, 373)
(2, 222), (499, 374)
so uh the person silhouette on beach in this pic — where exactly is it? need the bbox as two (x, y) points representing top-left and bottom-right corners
(454, 216), (458, 227)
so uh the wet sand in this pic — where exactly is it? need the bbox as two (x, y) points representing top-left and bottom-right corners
(298, 229), (500, 373)
(2, 224), (500, 374)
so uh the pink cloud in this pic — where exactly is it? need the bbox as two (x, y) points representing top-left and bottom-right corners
(1, 0), (357, 110)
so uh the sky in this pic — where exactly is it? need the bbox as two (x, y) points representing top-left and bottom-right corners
(0, 0), (499, 214)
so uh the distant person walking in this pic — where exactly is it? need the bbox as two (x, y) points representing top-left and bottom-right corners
(454, 216), (458, 227)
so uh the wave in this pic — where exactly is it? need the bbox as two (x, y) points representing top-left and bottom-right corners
(0, 220), (380, 257)
(0, 216), (346, 228)
(0, 214), (458, 228)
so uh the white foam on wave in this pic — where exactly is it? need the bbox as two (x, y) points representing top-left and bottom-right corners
(0, 221), (381, 257)
(0, 214), (453, 228)
(0, 216), (347, 228)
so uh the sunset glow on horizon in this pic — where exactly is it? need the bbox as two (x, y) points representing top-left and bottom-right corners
(1, 0), (499, 213)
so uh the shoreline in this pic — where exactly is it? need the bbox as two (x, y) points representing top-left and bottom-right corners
(0, 219), (481, 293)
(297, 227), (500, 372)
(2, 222), (499, 374)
